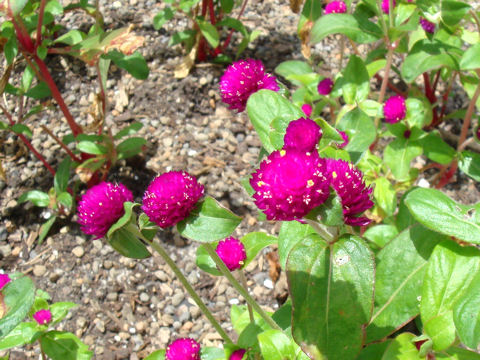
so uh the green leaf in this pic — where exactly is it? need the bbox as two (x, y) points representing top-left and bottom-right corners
(220, 0), (234, 13)
(405, 98), (430, 129)
(77, 141), (108, 155)
(437, 347), (480, 360)
(242, 232), (277, 268)
(102, 51), (149, 80)
(40, 331), (93, 360)
(38, 216), (57, 245)
(217, 17), (247, 37)
(114, 122), (143, 140)
(441, 1), (471, 26)
(453, 271), (480, 349)
(316, 118), (343, 142)
(9, 0), (29, 14)
(384, 138), (422, 181)
(4, 37), (18, 65)
(200, 347), (224, 360)
(404, 187), (480, 244)
(460, 43), (480, 71)
(275, 61), (314, 86)
(108, 228), (151, 259)
(357, 341), (391, 360)
(311, 14), (382, 44)
(168, 30), (196, 47)
(21, 65), (34, 92)
(401, 40), (461, 83)
(373, 177), (396, 217)
(0, 275), (35, 338)
(337, 107), (376, 163)
(419, 133), (456, 165)
(340, 55), (370, 104)
(107, 202), (138, 237)
(50, 302), (77, 325)
(177, 197), (242, 243)
(197, 18), (219, 48)
(366, 59), (386, 78)
(11, 123), (33, 138)
(278, 221), (315, 269)
(287, 234), (374, 360)
(196, 244), (221, 276)
(24, 82), (51, 99)
(258, 330), (297, 360)
(116, 137), (147, 159)
(54, 158), (71, 194)
(53, 30), (85, 45)
(143, 349), (165, 360)
(381, 333), (422, 360)
(459, 150), (480, 182)
(18, 190), (50, 207)
(246, 90), (304, 153)
(153, 7), (175, 29)
(421, 240), (480, 350)
(0, 322), (38, 351)
(366, 225), (445, 343)
(308, 189), (344, 226)
(363, 224), (398, 249)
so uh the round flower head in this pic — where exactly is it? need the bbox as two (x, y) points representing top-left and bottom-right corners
(250, 149), (330, 221)
(0, 274), (11, 290)
(230, 349), (247, 360)
(77, 182), (133, 239)
(336, 130), (349, 149)
(476, 127), (480, 142)
(284, 117), (322, 153)
(420, 17), (435, 33)
(381, 0), (395, 14)
(324, 1), (347, 14)
(326, 159), (373, 226)
(301, 104), (313, 117)
(142, 171), (204, 228)
(383, 95), (406, 124)
(317, 77), (334, 96)
(33, 309), (52, 325)
(216, 237), (247, 271)
(166, 338), (201, 360)
(220, 59), (279, 112)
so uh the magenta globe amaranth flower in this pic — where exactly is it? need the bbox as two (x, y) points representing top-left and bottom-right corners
(381, 0), (395, 14)
(420, 17), (435, 33)
(33, 309), (52, 325)
(142, 171), (204, 228)
(250, 149), (329, 221)
(301, 104), (313, 117)
(77, 182), (133, 239)
(220, 59), (279, 112)
(324, 1), (347, 14)
(166, 338), (201, 360)
(336, 130), (349, 149)
(326, 159), (373, 226)
(0, 273), (11, 290)
(383, 95), (406, 124)
(230, 349), (247, 360)
(283, 117), (322, 153)
(317, 77), (334, 96)
(216, 237), (247, 271)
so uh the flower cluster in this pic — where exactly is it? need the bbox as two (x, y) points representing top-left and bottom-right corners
(283, 118), (322, 153)
(142, 171), (204, 228)
(317, 77), (334, 96)
(216, 237), (247, 271)
(420, 17), (435, 33)
(324, 1), (347, 14)
(77, 182), (133, 239)
(381, 0), (395, 14)
(383, 95), (407, 124)
(220, 59), (279, 112)
(0, 273), (11, 290)
(166, 338), (201, 360)
(33, 309), (52, 325)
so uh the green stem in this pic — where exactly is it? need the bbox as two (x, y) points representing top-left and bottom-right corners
(374, 43), (395, 129)
(238, 270), (254, 324)
(203, 243), (282, 331)
(304, 219), (335, 243)
(148, 239), (233, 344)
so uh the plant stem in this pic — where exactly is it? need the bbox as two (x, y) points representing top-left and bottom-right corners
(457, 69), (480, 151)
(223, 0), (249, 51)
(304, 219), (335, 243)
(36, 0), (47, 47)
(374, 43), (395, 128)
(0, 104), (56, 176)
(203, 243), (282, 331)
(40, 125), (82, 162)
(238, 270), (254, 324)
(148, 239), (233, 344)
(31, 54), (83, 136)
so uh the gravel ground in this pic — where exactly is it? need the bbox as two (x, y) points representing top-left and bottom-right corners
(1, 1), (480, 359)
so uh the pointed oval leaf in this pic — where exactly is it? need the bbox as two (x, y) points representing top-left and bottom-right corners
(258, 329), (297, 360)
(40, 331), (93, 360)
(381, 333), (422, 360)
(177, 197), (242, 243)
(287, 234), (374, 360)
(453, 271), (480, 349)
(458, 150), (480, 182)
(108, 228), (151, 259)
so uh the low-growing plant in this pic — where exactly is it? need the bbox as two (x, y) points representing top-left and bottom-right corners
(2, 0), (480, 359)
(1, 0), (150, 240)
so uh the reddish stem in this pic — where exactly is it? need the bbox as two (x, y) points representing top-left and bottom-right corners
(223, 0), (249, 50)
(36, 0), (48, 48)
(423, 72), (436, 104)
(435, 161), (457, 189)
(41, 125), (82, 162)
(31, 54), (83, 136)
(432, 70), (441, 94)
(208, 0), (216, 25)
(374, 74), (407, 97)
